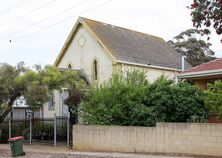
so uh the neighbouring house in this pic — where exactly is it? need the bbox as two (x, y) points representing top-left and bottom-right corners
(43, 17), (191, 118)
(177, 58), (222, 89)
(12, 107), (40, 120)
(6, 96), (41, 122)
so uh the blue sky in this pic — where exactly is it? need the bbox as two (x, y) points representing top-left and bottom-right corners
(0, 0), (221, 66)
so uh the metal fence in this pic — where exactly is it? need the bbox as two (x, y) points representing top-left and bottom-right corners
(0, 114), (71, 147)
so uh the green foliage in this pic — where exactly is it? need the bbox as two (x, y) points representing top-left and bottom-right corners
(144, 78), (207, 123)
(33, 123), (54, 140)
(41, 66), (63, 91)
(80, 70), (154, 126)
(0, 62), (25, 107)
(204, 80), (222, 119)
(81, 71), (208, 126)
(190, 0), (222, 42)
(168, 29), (215, 67)
(63, 70), (88, 117)
(0, 122), (28, 143)
(0, 62), (86, 125)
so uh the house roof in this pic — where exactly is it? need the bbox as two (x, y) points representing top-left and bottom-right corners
(177, 58), (222, 79)
(54, 17), (191, 70)
(181, 58), (222, 73)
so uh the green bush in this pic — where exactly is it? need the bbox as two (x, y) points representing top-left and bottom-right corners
(57, 125), (67, 140)
(204, 80), (222, 119)
(0, 122), (57, 142)
(81, 71), (208, 126)
(81, 70), (154, 126)
(144, 77), (207, 123)
(33, 123), (54, 140)
(1, 122), (30, 143)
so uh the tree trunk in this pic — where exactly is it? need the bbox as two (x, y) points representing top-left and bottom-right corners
(0, 106), (12, 125)
(0, 96), (16, 126)
(0, 106), (12, 141)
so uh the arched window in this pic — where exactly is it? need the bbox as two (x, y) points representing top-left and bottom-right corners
(93, 59), (98, 81)
(67, 64), (72, 69)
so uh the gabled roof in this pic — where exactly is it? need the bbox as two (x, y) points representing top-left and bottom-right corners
(177, 58), (222, 79)
(54, 17), (191, 71)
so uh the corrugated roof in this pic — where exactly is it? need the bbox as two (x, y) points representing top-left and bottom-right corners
(181, 58), (222, 74)
(82, 17), (190, 70)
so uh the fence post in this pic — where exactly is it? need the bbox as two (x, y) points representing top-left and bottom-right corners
(54, 113), (57, 147)
(9, 111), (12, 138)
(29, 113), (32, 145)
(67, 112), (70, 147)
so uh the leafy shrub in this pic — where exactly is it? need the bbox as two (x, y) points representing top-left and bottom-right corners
(204, 80), (222, 119)
(81, 70), (155, 126)
(81, 71), (208, 126)
(0, 122), (28, 143)
(33, 123), (54, 140)
(57, 125), (67, 140)
(144, 77), (208, 123)
(1, 121), (57, 142)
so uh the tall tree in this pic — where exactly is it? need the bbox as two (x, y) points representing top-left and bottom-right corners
(0, 62), (85, 134)
(190, 0), (222, 42)
(168, 29), (215, 66)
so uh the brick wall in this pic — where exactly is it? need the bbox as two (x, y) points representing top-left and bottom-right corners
(73, 123), (222, 156)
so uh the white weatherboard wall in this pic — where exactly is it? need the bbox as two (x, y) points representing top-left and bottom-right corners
(73, 123), (222, 156)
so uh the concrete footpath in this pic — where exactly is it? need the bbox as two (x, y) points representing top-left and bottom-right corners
(0, 144), (195, 158)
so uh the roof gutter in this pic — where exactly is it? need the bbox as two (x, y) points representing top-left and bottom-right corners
(177, 69), (222, 79)
(116, 60), (181, 72)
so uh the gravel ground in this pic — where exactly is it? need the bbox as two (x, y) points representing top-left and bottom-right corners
(0, 144), (196, 158)
(0, 149), (81, 158)
(0, 147), (91, 158)
(0, 149), (116, 158)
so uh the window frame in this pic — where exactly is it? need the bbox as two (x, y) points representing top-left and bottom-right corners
(48, 92), (55, 111)
(92, 58), (99, 81)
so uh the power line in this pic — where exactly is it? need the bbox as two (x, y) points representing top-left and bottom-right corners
(0, 0), (31, 17)
(0, 0), (26, 13)
(0, 0), (91, 40)
(0, 0), (58, 28)
(13, 0), (112, 41)
(0, 0), (112, 47)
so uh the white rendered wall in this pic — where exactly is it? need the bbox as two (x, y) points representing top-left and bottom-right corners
(58, 25), (113, 84)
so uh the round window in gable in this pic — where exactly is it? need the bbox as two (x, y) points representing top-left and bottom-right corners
(78, 36), (86, 47)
